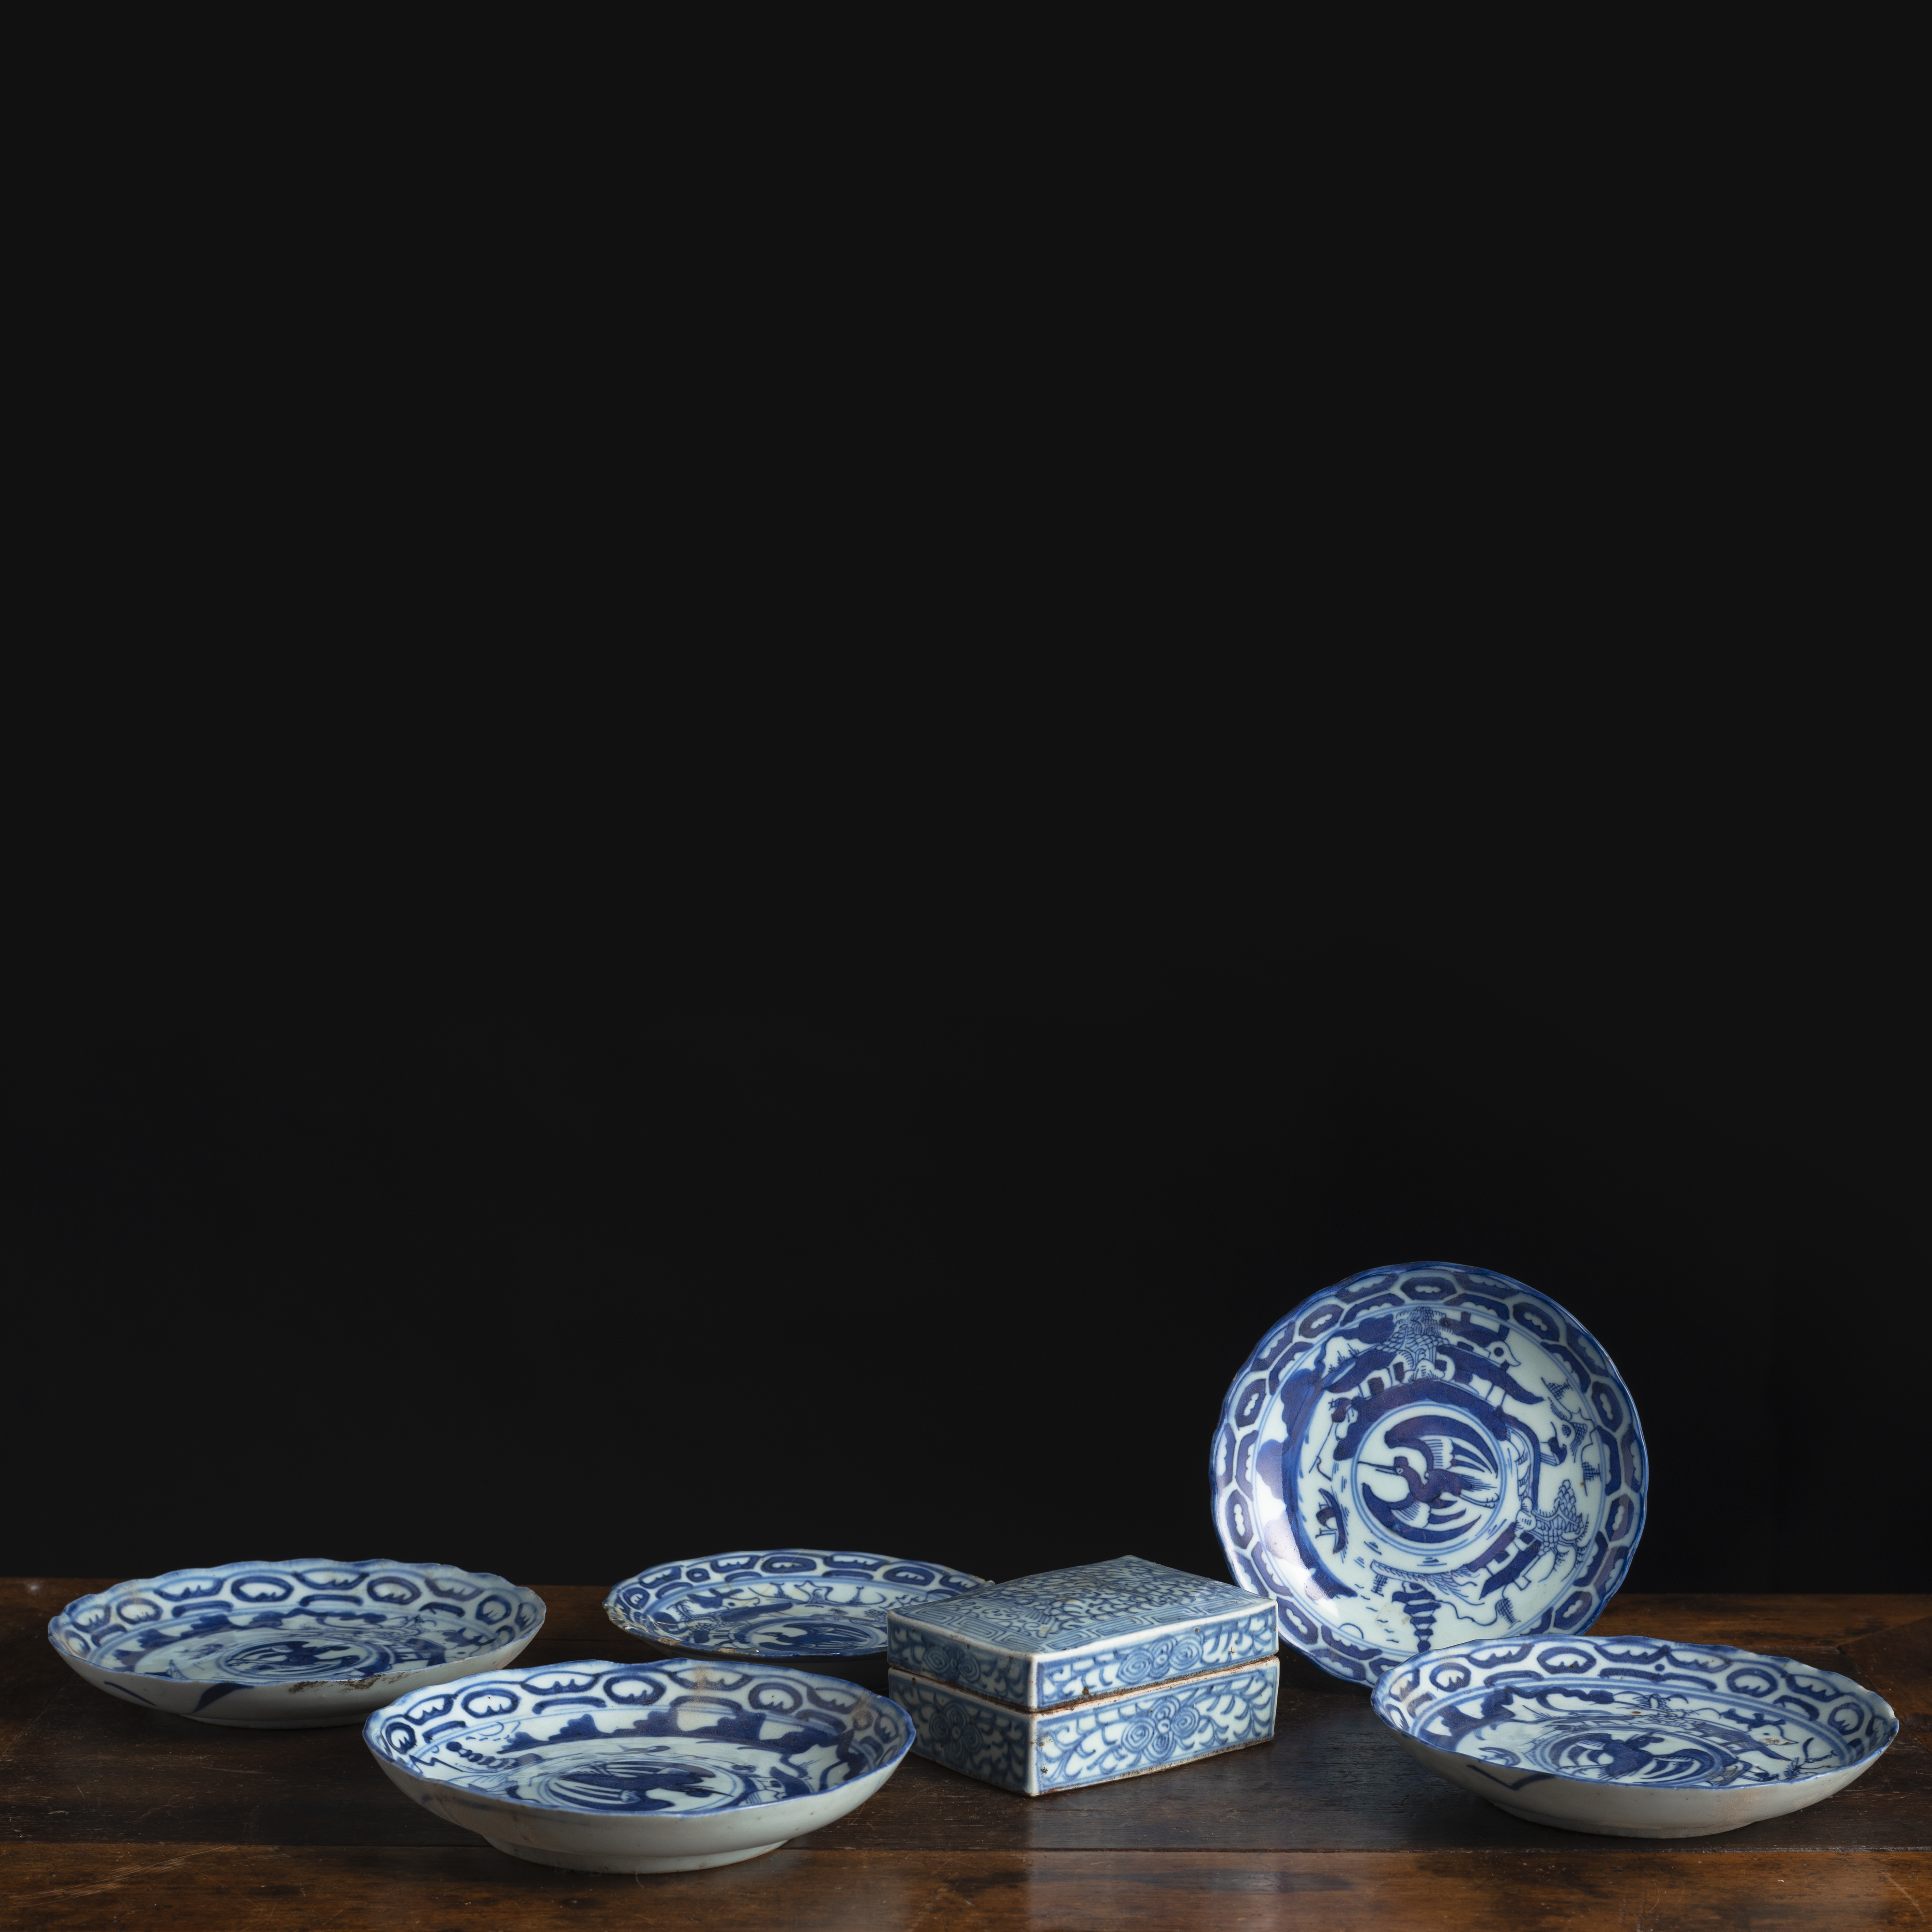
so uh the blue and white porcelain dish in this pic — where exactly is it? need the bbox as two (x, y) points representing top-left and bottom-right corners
(606, 1550), (986, 1685)
(1213, 1263), (1647, 1683)
(1372, 1634), (1898, 1837)
(892, 1658), (1279, 1797)
(364, 1658), (914, 1872)
(48, 1560), (546, 1728)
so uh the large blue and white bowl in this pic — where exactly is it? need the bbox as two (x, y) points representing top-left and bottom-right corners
(1372, 1634), (1899, 1837)
(606, 1550), (986, 1687)
(365, 1658), (915, 1872)
(48, 1560), (546, 1728)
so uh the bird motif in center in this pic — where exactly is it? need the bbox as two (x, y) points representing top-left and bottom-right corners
(1356, 1411), (1503, 1543)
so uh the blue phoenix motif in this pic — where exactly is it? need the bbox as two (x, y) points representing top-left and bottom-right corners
(49, 1560), (544, 1691)
(1373, 1637), (1898, 1792)
(1213, 1264), (1647, 1683)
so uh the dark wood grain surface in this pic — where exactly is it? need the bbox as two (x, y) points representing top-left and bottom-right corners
(3, 1581), (1927, 1928)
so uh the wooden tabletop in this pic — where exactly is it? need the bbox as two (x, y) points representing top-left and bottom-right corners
(2, 1583), (1926, 1929)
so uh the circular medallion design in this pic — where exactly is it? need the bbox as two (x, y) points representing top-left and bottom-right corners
(1212, 1263), (1647, 1682)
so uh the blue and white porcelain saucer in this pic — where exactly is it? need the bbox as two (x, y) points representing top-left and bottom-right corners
(365, 1659), (914, 1872)
(49, 1559), (546, 1727)
(606, 1551), (986, 1686)
(1372, 1634), (1898, 1836)
(1213, 1263), (1647, 1682)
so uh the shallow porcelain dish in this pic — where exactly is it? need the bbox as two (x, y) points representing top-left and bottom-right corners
(1372, 1634), (1898, 1837)
(48, 1560), (546, 1728)
(605, 1550), (986, 1686)
(364, 1658), (914, 1872)
(1213, 1262), (1647, 1683)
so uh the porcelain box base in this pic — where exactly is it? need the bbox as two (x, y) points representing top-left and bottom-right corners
(890, 1659), (1277, 1796)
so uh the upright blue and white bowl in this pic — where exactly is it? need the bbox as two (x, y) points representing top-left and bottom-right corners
(1372, 1634), (1899, 1837)
(48, 1560), (546, 1728)
(365, 1658), (915, 1872)
(606, 1550), (987, 1687)
(1214, 1263), (1649, 1685)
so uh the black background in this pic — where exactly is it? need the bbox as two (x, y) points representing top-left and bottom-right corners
(8, 815), (1926, 1600)
(10, 18), (1920, 1619)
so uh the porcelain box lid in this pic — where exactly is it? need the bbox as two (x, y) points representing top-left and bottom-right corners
(886, 1555), (1277, 1710)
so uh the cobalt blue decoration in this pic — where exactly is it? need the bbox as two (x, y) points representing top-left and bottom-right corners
(605, 1549), (985, 1675)
(892, 1660), (1279, 1796)
(1372, 1633), (1898, 1835)
(887, 1555), (1279, 1794)
(888, 1554), (1276, 1707)
(48, 1558), (546, 1727)
(1213, 1263), (1647, 1683)
(366, 1658), (914, 1872)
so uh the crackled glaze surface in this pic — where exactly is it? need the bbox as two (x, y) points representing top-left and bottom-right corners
(1214, 1264), (1646, 1683)
(48, 1561), (545, 1726)
(891, 1660), (1278, 1795)
(886, 1556), (1276, 1710)
(606, 1552), (984, 1662)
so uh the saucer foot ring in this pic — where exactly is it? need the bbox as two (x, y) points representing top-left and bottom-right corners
(482, 1836), (785, 1873)
(1483, 1799), (1732, 1840)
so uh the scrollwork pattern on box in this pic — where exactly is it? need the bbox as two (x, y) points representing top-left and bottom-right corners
(892, 1661), (1278, 1795)
(890, 1629), (1032, 1705)
(889, 1670), (1034, 1792)
(887, 1556), (1275, 1709)
(1036, 1663), (1278, 1792)
(912, 1556), (1251, 1648)
(1035, 1610), (1278, 1706)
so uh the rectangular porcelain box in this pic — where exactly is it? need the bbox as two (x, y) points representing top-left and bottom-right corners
(886, 1555), (1278, 1795)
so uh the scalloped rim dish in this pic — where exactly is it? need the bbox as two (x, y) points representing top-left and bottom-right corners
(1213, 1262), (1648, 1683)
(605, 1549), (987, 1663)
(365, 1657), (914, 1872)
(1371, 1632), (1898, 1837)
(48, 1558), (546, 1728)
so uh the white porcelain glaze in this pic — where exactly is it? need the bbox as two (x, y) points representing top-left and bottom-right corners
(1373, 1633), (1898, 1837)
(1215, 1264), (1648, 1684)
(365, 1658), (913, 1873)
(606, 1549), (984, 1687)
(48, 1560), (545, 1729)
